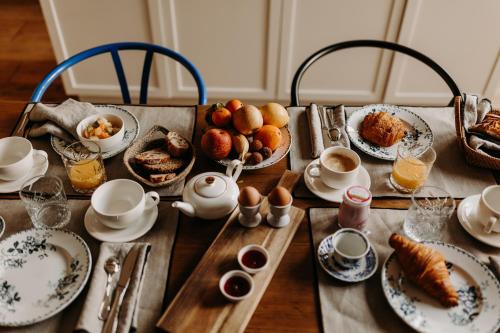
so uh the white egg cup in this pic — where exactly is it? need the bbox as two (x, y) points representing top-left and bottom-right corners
(238, 199), (263, 228)
(267, 197), (293, 228)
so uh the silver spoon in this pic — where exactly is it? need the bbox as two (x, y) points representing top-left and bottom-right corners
(98, 257), (121, 320)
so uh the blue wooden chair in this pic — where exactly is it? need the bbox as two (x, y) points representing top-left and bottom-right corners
(290, 39), (461, 106)
(31, 42), (207, 105)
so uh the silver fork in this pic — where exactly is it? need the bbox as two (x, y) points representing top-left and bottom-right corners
(317, 105), (333, 146)
(326, 106), (342, 141)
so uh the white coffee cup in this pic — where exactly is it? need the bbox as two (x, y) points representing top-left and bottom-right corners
(476, 185), (500, 233)
(0, 137), (47, 181)
(91, 179), (160, 229)
(330, 228), (370, 268)
(307, 146), (360, 189)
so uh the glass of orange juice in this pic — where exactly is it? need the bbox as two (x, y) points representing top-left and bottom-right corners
(62, 141), (107, 193)
(390, 144), (436, 193)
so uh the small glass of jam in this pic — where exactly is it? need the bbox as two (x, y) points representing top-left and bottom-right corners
(238, 244), (269, 274)
(219, 270), (254, 301)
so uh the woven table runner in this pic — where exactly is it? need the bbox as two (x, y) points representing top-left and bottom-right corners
(26, 105), (197, 197)
(288, 106), (497, 199)
(309, 207), (500, 333)
(0, 199), (179, 333)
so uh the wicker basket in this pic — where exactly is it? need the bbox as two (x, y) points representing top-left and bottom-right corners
(454, 96), (500, 170)
(123, 125), (195, 187)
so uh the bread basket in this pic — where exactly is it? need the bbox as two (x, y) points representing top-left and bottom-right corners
(123, 125), (195, 187)
(454, 96), (500, 170)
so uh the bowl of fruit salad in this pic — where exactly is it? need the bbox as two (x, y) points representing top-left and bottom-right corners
(77, 114), (124, 152)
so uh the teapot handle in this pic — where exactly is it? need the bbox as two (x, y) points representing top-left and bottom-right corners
(226, 159), (243, 181)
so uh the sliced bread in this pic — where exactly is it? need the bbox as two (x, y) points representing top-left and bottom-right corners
(141, 158), (184, 173)
(135, 148), (171, 165)
(166, 131), (189, 157)
(150, 173), (176, 183)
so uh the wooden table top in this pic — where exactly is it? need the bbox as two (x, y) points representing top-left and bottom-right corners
(1, 104), (497, 333)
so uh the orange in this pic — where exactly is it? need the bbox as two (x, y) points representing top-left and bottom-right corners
(254, 125), (282, 151)
(225, 99), (243, 113)
(211, 107), (232, 127)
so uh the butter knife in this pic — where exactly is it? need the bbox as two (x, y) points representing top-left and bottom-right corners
(102, 246), (141, 333)
(317, 105), (333, 148)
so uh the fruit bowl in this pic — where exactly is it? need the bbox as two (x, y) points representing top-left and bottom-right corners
(216, 126), (292, 170)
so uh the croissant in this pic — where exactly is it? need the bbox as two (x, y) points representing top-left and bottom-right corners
(389, 233), (458, 307)
(361, 111), (407, 147)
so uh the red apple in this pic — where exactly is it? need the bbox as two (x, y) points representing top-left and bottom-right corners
(201, 128), (232, 159)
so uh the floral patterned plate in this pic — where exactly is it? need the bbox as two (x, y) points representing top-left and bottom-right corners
(317, 233), (378, 283)
(51, 105), (140, 159)
(346, 104), (433, 161)
(0, 229), (91, 327)
(382, 241), (500, 333)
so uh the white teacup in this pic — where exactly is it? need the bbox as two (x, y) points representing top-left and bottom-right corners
(307, 147), (360, 189)
(0, 137), (47, 181)
(91, 179), (159, 229)
(330, 228), (370, 268)
(476, 185), (500, 233)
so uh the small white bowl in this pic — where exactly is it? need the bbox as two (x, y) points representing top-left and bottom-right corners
(219, 270), (254, 302)
(77, 113), (124, 153)
(237, 244), (270, 274)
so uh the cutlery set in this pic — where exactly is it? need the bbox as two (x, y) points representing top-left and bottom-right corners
(318, 105), (342, 147)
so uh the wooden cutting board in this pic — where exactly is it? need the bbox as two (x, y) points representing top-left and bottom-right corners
(157, 171), (305, 333)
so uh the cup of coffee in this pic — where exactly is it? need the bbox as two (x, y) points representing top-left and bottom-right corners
(329, 228), (370, 268)
(0, 137), (47, 181)
(91, 179), (159, 229)
(307, 146), (360, 189)
(476, 185), (500, 233)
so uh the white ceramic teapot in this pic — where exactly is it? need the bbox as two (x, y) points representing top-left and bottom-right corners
(172, 160), (243, 220)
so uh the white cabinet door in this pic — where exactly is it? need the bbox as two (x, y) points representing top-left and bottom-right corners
(276, 0), (405, 105)
(384, 0), (500, 106)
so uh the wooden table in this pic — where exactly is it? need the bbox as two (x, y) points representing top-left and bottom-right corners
(1, 104), (498, 333)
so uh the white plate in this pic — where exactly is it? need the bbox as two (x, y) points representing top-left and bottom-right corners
(317, 234), (378, 283)
(0, 153), (48, 193)
(304, 159), (371, 203)
(0, 229), (91, 327)
(382, 241), (500, 333)
(457, 195), (500, 249)
(51, 105), (140, 159)
(84, 205), (158, 243)
(216, 127), (292, 170)
(346, 104), (433, 161)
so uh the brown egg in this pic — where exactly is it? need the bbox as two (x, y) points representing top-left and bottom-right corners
(268, 186), (291, 206)
(238, 186), (261, 206)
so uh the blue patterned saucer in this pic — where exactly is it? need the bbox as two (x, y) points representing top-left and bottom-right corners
(317, 234), (378, 283)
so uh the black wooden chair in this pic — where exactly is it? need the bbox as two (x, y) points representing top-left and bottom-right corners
(290, 39), (461, 107)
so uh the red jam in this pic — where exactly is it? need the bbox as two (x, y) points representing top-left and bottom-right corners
(242, 250), (267, 269)
(224, 276), (250, 297)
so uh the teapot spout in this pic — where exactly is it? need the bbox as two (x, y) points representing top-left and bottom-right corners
(172, 201), (196, 217)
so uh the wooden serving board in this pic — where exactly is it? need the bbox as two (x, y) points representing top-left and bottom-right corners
(157, 171), (305, 333)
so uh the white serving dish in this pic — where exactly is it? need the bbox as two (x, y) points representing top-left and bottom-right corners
(76, 113), (124, 153)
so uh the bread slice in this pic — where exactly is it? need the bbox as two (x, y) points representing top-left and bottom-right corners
(166, 131), (189, 157)
(135, 148), (171, 165)
(141, 158), (184, 173)
(150, 173), (176, 183)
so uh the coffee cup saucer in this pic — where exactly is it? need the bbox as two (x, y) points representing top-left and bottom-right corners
(0, 153), (49, 193)
(457, 194), (500, 248)
(317, 233), (378, 283)
(304, 159), (371, 203)
(84, 204), (158, 242)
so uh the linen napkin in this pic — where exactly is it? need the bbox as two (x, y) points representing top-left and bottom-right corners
(28, 98), (98, 142)
(75, 242), (150, 333)
(463, 94), (500, 153)
(306, 104), (350, 158)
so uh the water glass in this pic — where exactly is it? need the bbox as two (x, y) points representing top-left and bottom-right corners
(390, 144), (436, 193)
(19, 175), (71, 229)
(403, 186), (455, 242)
(62, 141), (106, 194)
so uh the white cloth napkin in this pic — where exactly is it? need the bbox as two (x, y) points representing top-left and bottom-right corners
(75, 242), (150, 333)
(463, 94), (500, 153)
(28, 98), (98, 142)
(306, 103), (324, 158)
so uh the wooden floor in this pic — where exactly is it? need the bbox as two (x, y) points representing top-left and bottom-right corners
(0, 0), (67, 133)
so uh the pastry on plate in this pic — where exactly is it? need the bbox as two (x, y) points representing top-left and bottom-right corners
(361, 111), (407, 147)
(469, 110), (500, 142)
(389, 233), (459, 307)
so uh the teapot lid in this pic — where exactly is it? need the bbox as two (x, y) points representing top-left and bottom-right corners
(194, 174), (227, 198)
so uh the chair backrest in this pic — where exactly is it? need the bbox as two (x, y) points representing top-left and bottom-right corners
(31, 42), (207, 105)
(290, 39), (461, 106)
